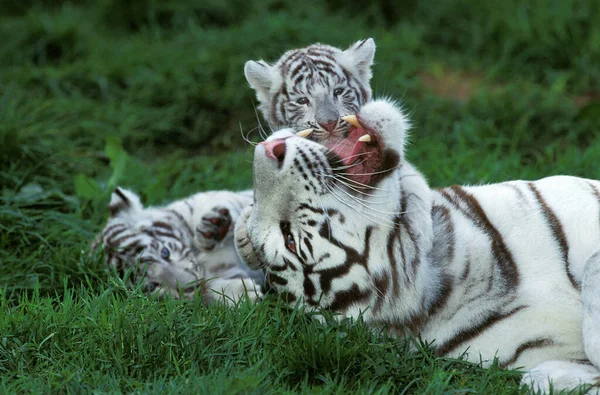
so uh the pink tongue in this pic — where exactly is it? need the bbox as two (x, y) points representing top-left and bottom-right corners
(341, 127), (369, 167)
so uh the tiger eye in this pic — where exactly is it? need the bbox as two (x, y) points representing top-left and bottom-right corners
(285, 233), (296, 253)
(160, 247), (170, 260)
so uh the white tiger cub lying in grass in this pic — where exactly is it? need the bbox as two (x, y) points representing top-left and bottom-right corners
(92, 187), (263, 304)
(235, 99), (600, 392)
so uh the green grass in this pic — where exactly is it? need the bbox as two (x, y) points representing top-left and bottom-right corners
(1, 0), (599, 393)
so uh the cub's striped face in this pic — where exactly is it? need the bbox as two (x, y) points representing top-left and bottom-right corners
(245, 39), (376, 141)
(243, 100), (408, 311)
(97, 188), (201, 298)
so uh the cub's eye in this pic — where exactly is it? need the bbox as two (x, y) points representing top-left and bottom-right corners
(285, 233), (296, 254)
(333, 88), (344, 97)
(160, 247), (170, 260)
(296, 97), (309, 105)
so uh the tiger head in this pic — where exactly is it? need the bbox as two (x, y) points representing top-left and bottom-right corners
(236, 99), (417, 318)
(244, 38), (376, 141)
(94, 187), (202, 298)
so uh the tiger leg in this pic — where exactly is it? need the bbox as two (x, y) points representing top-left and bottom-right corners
(583, 251), (600, 370)
(195, 206), (235, 251)
(202, 275), (263, 306)
(521, 360), (600, 393)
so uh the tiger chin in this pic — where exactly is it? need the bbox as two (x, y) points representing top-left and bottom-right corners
(235, 99), (600, 393)
(92, 187), (264, 305)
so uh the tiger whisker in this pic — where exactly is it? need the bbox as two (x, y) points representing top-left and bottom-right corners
(328, 184), (406, 216)
(325, 177), (380, 198)
(324, 186), (401, 229)
(331, 174), (385, 191)
(328, 184), (398, 227)
(251, 102), (270, 140)
(333, 151), (372, 164)
(330, 159), (367, 171)
(239, 123), (259, 147)
(313, 168), (385, 192)
(345, 165), (400, 177)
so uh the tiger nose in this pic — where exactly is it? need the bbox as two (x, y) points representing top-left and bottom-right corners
(318, 120), (338, 132)
(260, 138), (287, 164)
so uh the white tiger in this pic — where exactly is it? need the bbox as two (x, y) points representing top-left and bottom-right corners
(235, 99), (600, 392)
(92, 187), (263, 304)
(244, 38), (375, 141)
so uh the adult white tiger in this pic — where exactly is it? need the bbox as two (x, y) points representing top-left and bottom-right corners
(244, 38), (375, 141)
(235, 99), (600, 392)
(92, 187), (263, 304)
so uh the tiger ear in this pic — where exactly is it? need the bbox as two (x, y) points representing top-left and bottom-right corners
(109, 187), (144, 217)
(343, 38), (376, 82)
(244, 60), (274, 104)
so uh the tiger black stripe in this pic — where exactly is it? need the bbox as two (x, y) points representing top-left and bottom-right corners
(103, 223), (126, 237)
(528, 182), (578, 290)
(445, 186), (520, 289)
(427, 275), (453, 317)
(109, 233), (139, 246)
(316, 223), (373, 293)
(166, 209), (194, 238)
(329, 283), (372, 311)
(399, 191), (421, 277)
(267, 272), (288, 286)
(431, 204), (456, 264)
(435, 305), (528, 356)
(500, 338), (555, 369)
(588, 181), (600, 231)
(373, 274), (390, 314)
(104, 226), (128, 243)
(387, 220), (402, 297)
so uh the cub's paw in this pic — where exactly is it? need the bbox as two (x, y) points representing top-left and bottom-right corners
(196, 206), (233, 251)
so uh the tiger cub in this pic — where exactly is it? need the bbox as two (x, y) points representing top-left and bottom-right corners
(235, 100), (600, 392)
(244, 38), (375, 142)
(92, 187), (263, 304)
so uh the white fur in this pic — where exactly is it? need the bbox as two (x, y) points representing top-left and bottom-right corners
(239, 98), (600, 392)
(245, 39), (376, 131)
(97, 188), (262, 305)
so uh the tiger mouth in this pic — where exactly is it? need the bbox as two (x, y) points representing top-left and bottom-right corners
(322, 115), (385, 187)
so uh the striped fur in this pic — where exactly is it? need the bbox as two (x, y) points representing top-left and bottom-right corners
(236, 99), (600, 392)
(245, 39), (375, 139)
(93, 187), (263, 304)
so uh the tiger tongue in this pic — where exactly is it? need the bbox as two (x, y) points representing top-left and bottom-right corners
(342, 127), (372, 167)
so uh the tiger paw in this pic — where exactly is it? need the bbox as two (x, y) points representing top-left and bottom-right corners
(196, 206), (233, 251)
(348, 99), (409, 158)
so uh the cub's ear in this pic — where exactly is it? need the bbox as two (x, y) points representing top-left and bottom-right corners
(244, 60), (274, 104)
(109, 187), (144, 217)
(343, 38), (376, 82)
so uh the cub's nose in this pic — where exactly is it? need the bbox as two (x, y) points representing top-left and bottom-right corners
(319, 120), (338, 132)
(260, 137), (287, 164)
